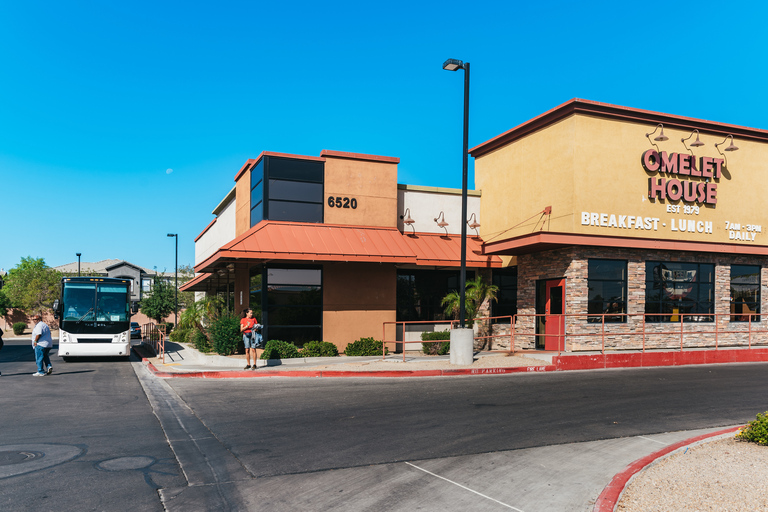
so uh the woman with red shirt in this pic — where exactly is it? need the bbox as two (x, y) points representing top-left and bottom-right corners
(240, 308), (260, 370)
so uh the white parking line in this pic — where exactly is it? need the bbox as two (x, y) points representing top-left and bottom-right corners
(405, 461), (525, 511)
(637, 435), (667, 445)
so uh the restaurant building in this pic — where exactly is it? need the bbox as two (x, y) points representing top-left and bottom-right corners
(184, 99), (768, 352)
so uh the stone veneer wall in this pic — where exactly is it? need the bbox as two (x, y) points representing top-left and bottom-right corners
(489, 246), (768, 352)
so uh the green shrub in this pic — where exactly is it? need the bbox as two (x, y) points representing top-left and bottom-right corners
(158, 322), (175, 334)
(191, 329), (213, 353)
(421, 330), (451, 355)
(260, 340), (301, 360)
(736, 411), (768, 446)
(207, 313), (241, 356)
(169, 327), (190, 343)
(301, 340), (339, 358)
(344, 337), (387, 356)
(13, 322), (26, 335)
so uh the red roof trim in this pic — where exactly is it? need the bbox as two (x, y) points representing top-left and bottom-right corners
(233, 159), (257, 182)
(470, 98), (768, 158)
(179, 273), (212, 292)
(320, 150), (400, 164)
(482, 231), (768, 257)
(194, 218), (217, 243)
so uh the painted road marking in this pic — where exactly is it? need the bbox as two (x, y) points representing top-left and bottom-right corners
(405, 461), (524, 511)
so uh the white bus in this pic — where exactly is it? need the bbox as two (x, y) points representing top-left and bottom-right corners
(53, 277), (137, 360)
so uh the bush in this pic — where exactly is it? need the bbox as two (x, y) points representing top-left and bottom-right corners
(260, 340), (301, 360)
(421, 330), (451, 355)
(736, 411), (768, 446)
(169, 327), (190, 343)
(207, 314), (241, 356)
(191, 329), (213, 353)
(158, 322), (175, 334)
(301, 340), (339, 358)
(13, 322), (26, 335)
(344, 337), (387, 356)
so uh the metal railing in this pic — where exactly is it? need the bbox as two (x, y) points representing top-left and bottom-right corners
(380, 313), (768, 358)
(507, 312), (768, 356)
(142, 322), (166, 364)
(382, 320), (457, 361)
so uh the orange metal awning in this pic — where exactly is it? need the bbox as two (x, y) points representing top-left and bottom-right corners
(195, 221), (502, 273)
(179, 272), (212, 292)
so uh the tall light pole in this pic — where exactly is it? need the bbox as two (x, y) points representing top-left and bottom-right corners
(167, 234), (178, 327)
(442, 58), (470, 328)
(76, 253), (81, 277)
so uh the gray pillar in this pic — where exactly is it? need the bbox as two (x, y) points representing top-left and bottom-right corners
(450, 328), (474, 365)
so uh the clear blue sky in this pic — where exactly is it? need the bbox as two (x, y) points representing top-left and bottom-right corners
(2, 0), (767, 274)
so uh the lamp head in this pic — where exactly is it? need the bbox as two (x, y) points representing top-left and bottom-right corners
(76, 253), (81, 257)
(442, 58), (464, 71)
(167, 233), (176, 238)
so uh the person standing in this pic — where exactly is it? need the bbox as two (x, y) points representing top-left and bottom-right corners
(31, 313), (53, 376)
(240, 309), (258, 370)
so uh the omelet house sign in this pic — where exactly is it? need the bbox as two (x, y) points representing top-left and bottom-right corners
(642, 149), (723, 205)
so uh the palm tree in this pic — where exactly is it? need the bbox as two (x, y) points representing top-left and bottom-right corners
(441, 275), (499, 328)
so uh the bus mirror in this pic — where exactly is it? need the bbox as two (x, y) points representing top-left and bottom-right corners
(52, 299), (60, 320)
(131, 302), (139, 314)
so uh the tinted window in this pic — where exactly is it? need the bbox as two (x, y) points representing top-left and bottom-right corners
(588, 259), (627, 323)
(731, 264), (760, 322)
(269, 179), (323, 202)
(645, 261), (715, 322)
(267, 157), (323, 182)
(268, 200), (323, 223)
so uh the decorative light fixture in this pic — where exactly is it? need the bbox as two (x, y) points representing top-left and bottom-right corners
(681, 129), (705, 155)
(400, 208), (416, 234)
(466, 213), (480, 235)
(434, 211), (449, 235)
(715, 134), (739, 166)
(645, 123), (669, 152)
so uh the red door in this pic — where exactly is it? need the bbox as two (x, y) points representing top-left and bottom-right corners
(544, 279), (565, 351)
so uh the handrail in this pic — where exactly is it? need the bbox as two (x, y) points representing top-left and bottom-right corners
(142, 322), (166, 364)
(380, 313), (765, 357)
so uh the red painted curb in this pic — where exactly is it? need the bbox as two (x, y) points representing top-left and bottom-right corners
(592, 425), (743, 512)
(140, 359), (557, 378)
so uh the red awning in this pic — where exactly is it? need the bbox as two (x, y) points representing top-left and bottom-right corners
(195, 221), (502, 272)
(179, 272), (212, 292)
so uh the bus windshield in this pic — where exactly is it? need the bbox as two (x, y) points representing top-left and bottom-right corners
(61, 281), (130, 334)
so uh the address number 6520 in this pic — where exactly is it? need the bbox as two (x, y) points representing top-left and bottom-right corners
(327, 196), (358, 209)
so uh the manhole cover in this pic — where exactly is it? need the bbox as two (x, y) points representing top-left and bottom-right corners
(97, 456), (155, 471)
(0, 444), (82, 479)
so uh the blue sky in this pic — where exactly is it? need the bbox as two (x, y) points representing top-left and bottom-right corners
(2, 0), (767, 274)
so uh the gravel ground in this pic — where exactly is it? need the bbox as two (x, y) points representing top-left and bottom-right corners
(617, 435), (768, 511)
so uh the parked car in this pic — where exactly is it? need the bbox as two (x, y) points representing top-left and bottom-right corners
(130, 322), (141, 339)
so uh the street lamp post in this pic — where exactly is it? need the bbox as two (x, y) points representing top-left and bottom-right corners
(76, 253), (81, 277)
(443, 58), (474, 366)
(167, 234), (178, 327)
(442, 58), (470, 328)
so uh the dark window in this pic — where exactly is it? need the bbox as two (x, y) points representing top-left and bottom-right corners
(250, 160), (264, 227)
(396, 270), (472, 322)
(269, 179), (323, 202)
(268, 157), (323, 182)
(588, 259), (627, 323)
(268, 200), (324, 223)
(264, 267), (322, 346)
(731, 265), (760, 322)
(645, 262), (714, 322)
(491, 267), (517, 322)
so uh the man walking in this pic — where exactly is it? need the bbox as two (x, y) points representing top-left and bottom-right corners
(31, 313), (53, 376)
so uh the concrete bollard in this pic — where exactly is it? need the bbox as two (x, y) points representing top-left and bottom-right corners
(450, 328), (474, 365)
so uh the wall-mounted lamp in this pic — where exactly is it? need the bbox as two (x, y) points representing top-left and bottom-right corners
(466, 213), (480, 235)
(645, 123), (669, 152)
(681, 129), (705, 155)
(400, 208), (416, 234)
(715, 134), (739, 166)
(434, 211), (449, 235)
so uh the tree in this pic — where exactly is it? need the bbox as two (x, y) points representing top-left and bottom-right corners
(0, 289), (12, 319)
(139, 274), (176, 323)
(3, 257), (61, 315)
(441, 275), (499, 328)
